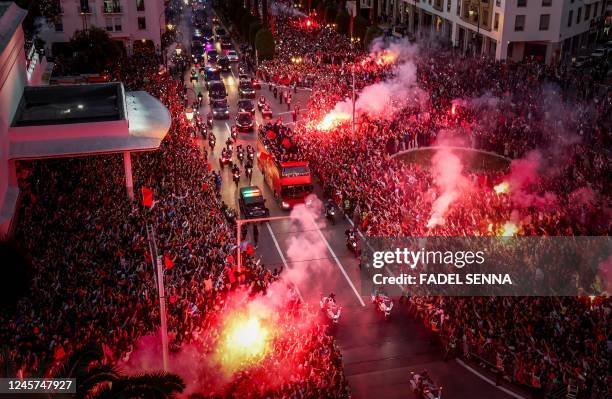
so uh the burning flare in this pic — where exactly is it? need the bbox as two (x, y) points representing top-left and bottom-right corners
(218, 310), (271, 374)
(499, 222), (519, 237)
(316, 111), (351, 131)
(494, 182), (510, 194)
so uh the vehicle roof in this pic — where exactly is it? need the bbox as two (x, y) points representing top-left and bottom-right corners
(240, 186), (264, 199)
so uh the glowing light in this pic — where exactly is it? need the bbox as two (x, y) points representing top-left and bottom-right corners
(218, 311), (271, 374)
(316, 111), (351, 131)
(375, 50), (398, 66)
(451, 104), (456, 115)
(493, 182), (510, 194)
(500, 222), (519, 237)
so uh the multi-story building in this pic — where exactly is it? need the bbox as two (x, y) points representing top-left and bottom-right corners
(41, 0), (165, 56)
(370, 0), (608, 63)
(0, 1), (171, 237)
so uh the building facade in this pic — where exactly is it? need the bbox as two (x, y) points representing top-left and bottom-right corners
(371, 0), (608, 63)
(41, 0), (165, 56)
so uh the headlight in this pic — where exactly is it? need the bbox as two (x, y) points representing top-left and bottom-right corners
(281, 201), (290, 209)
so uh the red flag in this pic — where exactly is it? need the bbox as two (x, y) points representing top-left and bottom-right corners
(281, 138), (291, 149)
(164, 255), (174, 270)
(204, 278), (213, 291)
(246, 244), (254, 255)
(267, 130), (276, 139)
(141, 187), (153, 207)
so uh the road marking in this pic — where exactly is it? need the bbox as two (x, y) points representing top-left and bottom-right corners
(265, 222), (305, 302)
(307, 213), (366, 307)
(345, 216), (406, 294)
(277, 111), (294, 116)
(225, 122), (231, 134)
(456, 359), (527, 399)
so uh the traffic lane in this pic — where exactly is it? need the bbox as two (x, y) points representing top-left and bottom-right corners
(255, 216), (366, 308)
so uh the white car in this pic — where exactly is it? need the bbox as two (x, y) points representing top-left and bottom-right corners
(227, 50), (239, 62)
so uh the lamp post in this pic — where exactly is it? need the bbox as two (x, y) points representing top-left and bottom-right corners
(146, 224), (169, 372)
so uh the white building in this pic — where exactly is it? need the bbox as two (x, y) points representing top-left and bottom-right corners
(370, 0), (608, 63)
(40, 0), (166, 56)
(0, 1), (171, 237)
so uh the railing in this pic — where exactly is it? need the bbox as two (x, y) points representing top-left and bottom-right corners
(79, 5), (91, 13)
(103, 3), (122, 13)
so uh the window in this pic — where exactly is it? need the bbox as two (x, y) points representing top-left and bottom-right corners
(80, 0), (90, 12)
(496, 0), (500, 5)
(447, 0), (451, 12)
(514, 14), (525, 31)
(585, 4), (591, 20)
(105, 17), (113, 31)
(494, 12), (500, 30)
(601, 1), (605, 16)
(593, 2), (598, 17)
(138, 17), (146, 30)
(114, 17), (122, 31)
(576, 7), (581, 23)
(542, 0), (551, 5)
(517, 0), (526, 6)
(136, 0), (145, 11)
(539, 14), (550, 30)
(567, 9), (573, 27)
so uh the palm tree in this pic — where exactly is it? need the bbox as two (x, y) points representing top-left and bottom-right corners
(41, 343), (184, 399)
(261, 0), (268, 25)
(369, 0), (378, 25)
(253, 0), (260, 18)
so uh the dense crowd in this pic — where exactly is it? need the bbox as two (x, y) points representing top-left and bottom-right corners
(1, 45), (349, 397)
(259, 12), (610, 398)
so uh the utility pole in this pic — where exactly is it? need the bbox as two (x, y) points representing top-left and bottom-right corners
(235, 216), (291, 271)
(146, 224), (169, 372)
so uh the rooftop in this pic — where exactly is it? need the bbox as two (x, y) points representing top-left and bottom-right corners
(12, 83), (125, 127)
(8, 83), (171, 160)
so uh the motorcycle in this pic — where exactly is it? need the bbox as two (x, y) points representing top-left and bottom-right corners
(232, 169), (240, 186)
(208, 134), (216, 149)
(346, 233), (359, 257)
(246, 145), (255, 161)
(409, 372), (442, 399)
(257, 96), (267, 111)
(262, 104), (273, 119)
(219, 149), (232, 169)
(231, 127), (238, 142)
(245, 166), (253, 183)
(320, 296), (341, 324)
(237, 149), (244, 164)
(371, 293), (393, 320)
(325, 203), (336, 225)
(207, 114), (213, 128)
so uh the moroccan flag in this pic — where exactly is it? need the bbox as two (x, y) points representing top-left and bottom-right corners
(164, 255), (174, 270)
(141, 187), (153, 207)
(204, 278), (213, 291)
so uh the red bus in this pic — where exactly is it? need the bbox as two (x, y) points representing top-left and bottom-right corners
(257, 127), (313, 209)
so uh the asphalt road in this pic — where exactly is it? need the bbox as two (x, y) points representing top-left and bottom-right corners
(178, 6), (522, 399)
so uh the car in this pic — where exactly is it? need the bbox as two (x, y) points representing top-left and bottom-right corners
(211, 99), (230, 119)
(203, 66), (221, 83)
(238, 80), (256, 98)
(218, 56), (231, 72)
(239, 186), (270, 219)
(238, 73), (249, 81)
(251, 77), (261, 89)
(227, 50), (239, 62)
(572, 56), (591, 69)
(208, 81), (227, 99)
(237, 99), (256, 115)
(235, 111), (255, 131)
(206, 49), (219, 63)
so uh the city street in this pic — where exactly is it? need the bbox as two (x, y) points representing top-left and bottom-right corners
(180, 8), (521, 399)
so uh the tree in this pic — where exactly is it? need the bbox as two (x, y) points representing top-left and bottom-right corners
(69, 27), (122, 74)
(49, 344), (185, 399)
(335, 10), (350, 35)
(353, 15), (369, 42)
(241, 12), (257, 38)
(249, 22), (263, 46)
(255, 28), (275, 60)
(364, 25), (382, 48)
(324, 5), (337, 23)
(261, 0), (268, 24)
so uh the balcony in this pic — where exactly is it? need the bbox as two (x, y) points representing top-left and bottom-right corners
(103, 3), (123, 13)
(433, 0), (443, 11)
